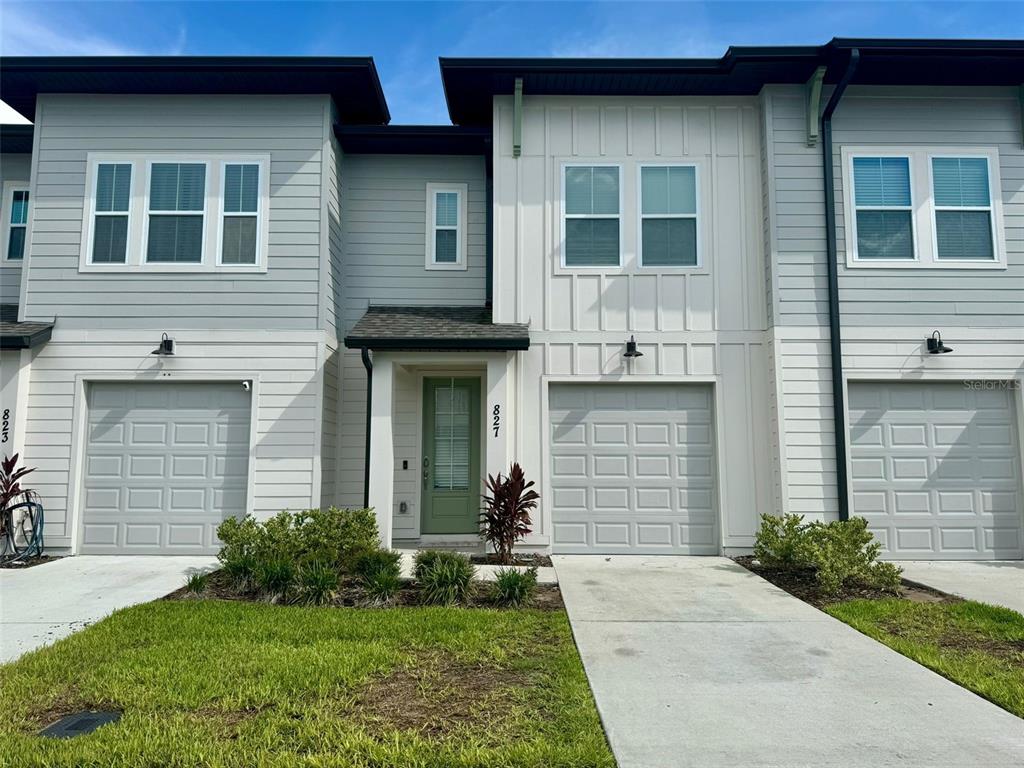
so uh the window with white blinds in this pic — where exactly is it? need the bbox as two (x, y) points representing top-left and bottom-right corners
(563, 165), (621, 267)
(932, 157), (995, 261)
(640, 165), (699, 267)
(90, 163), (131, 263)
(433, 381), (471, 490)
(146, 162), (206, 263)
(4, 186), (29, 261)
(425, 183), (467, 270)
(220, 163), (260, 265)
(851, 156), (914, 260)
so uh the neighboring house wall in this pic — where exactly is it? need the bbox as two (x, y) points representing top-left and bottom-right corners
(763, 84), (1024, 519)
(492, 96), (777, 549)
(336, 154), (488, 518)
(1, 153), (32, 304)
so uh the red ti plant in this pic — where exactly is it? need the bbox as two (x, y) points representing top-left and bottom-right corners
(0, 453), (35, 512)
(480, 463), (540, 565)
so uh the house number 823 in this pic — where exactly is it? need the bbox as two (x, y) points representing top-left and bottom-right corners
(492, 404), (500, 438)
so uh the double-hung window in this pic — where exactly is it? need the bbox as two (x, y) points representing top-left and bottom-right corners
(90, 163), (131, 263)
(931, 157), (995, 261)
(221, 163), (260, 265)
(850, 156), (914, 261)
(563, 165), (620, 267)
(3, 185), (29, 261)
(425, 183), (467, 270)
(146, 162), (206, 263)
(640, 165), (699, 267)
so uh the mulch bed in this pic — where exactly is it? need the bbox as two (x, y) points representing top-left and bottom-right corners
(0, 555), (62, 570)
(469, 553), (554, 568)
(165, 569), (564, 611)
(733, 556), (955, 609)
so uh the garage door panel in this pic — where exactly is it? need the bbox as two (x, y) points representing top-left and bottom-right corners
(849, 381), (1023, 560)
(550, 383), (717, 555)
(81, 382), (251, 555)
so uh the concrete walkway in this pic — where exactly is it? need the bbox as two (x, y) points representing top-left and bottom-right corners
(1, 556), (216, 663)
(899, 561), (1024, 615)
(554, 555), (1024, 768)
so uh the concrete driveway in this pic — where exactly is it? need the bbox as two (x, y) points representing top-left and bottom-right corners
(554, 555), (1024, 768)
(1, 556), (216, 664)
(899, 561), (1024, 615)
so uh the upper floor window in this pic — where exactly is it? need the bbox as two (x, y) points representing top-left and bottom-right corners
(842, 146), (1004, 269)
(425, 182), (467, 271)
(563, 165), (620, 267)
(3, 185), (29, 261)
(80, 153), (269, 273)
(639, 165), (699, 267)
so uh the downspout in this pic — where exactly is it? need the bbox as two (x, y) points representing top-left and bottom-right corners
(360, 347), (373, 509)
(820, 48), (860, 522)
(485, 134), (494, 308)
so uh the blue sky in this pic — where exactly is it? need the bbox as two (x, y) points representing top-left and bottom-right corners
(1, 1), (1021, 124)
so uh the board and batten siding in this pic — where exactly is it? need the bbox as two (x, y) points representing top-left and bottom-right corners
(22, 94), (331, 329)
(20, 330), (323, 549)
(1, 153), (32, 305)
(492, 96), (777, 548)
(335, 154), (488, 511)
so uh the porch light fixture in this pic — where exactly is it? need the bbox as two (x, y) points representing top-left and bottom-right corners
(150, 333), (175, 356)
(926, 330), (953, 355)
(623, 335), (643, 358)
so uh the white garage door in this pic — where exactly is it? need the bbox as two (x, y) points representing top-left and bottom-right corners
(549, 383), (717, 554)
(81, 382), (251, 554)
(849, 381), (1023, 560)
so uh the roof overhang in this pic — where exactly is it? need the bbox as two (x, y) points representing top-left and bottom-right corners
(0, 125), (33, 154)
(335, 124), (490, 155)
(440, 38), (1024, 125)
(0, 56), (391, 124)
(0, 323), (53, 349)
(343, 305), (529, 352)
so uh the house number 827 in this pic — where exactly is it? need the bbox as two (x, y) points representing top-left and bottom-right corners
(492, 404), (500, 438)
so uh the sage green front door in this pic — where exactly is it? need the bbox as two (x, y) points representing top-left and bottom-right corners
(421, 377), (481, 535)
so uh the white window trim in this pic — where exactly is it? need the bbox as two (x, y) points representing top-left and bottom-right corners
(425, 182), (468, 271)
(636, 162), (701, 269)
(79, 153), (270, 273)
(926, 153), (1001, 267)
(83, 161), (134, 267)
(841, 146), (1005, 270)
(215, 161), (270, 267)
(2, 181), (30, 262)
(560, 162), (623, 270)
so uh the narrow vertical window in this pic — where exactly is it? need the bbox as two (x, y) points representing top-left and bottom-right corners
(146, 162), (206, 263)
(563, 165), (620, 267)
(221, 163), (259, 265)
(851, 157), (914, 260)
(91, 163), (131, 263)
(425, 183), (466, 269)
(932, 157), (995, 261)
(5, 188), (29, 260)
(640, 166), (698, 267)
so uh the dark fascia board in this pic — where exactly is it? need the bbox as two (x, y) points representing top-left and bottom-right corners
(0, 325), (53, 350)
(344, 336), (530, 351)
(335, 124), (490, 155)
(0, 56), (391, 124)
(440, 38), (1024, 125)
(0, 124), (33, 154)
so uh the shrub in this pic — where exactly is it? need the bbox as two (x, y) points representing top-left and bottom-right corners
(480, 463), (540, 565)
(0, 453), (36, 513)
(297, 558), (339, 606)
(292, 507), (379, 571)
(412, 549), (445, 581)
(221, 551), (258, 591)
(753, 513), (902, 596)
(490, 566), (538, 608)
(184, 571), (209, 594)
(255, 555), (296, 601)
(363, 569), (402, 606)
(216, 516), (262, 565)
(353, 548), (402, 582)
(417, 551), (476, 605)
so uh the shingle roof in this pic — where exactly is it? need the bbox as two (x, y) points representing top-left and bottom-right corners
(344, 305), (529, 351)
(0, 305), (53, 349)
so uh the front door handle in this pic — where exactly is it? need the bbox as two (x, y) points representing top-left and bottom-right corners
(423, 467), (429, 489)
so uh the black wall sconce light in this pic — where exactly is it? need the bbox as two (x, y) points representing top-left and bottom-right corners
(150, 333), (175, 356)
(623, 335), (643, 358)
(926, 330), (953, 355)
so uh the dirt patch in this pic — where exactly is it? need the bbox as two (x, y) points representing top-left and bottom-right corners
(165, 569), (565, 611)
(0, 555), (62, 570)
(470, 553), (554, 568)
(880, 619), (1024, 667)
(25, 689), (115, 732)
(733, 556), (955, 609)
(354, 651), (530, 737)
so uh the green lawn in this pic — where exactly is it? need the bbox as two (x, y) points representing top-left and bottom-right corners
(0, 600), (613, 768)
(827, 599), (1024, 718)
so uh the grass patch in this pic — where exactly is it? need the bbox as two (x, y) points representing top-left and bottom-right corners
(0, 600), (613, 767)
(827, 599), (1024, 718)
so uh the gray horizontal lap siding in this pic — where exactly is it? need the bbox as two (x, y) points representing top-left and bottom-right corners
(767, 85), (1024, 328)
(24, 94), (329, 329)
(336, 154), (487, 508)
(1, 153), (32, 305)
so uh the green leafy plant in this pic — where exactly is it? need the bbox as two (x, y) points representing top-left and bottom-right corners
(221, 551), (258, 591)
(297, 558), (339, 606)
(184, 571), (209, 595)
(480, 463), (540, 565)
(255, 555), (296, 601)
(417, 551), (476, 606)
(353, 548), (402, 581)
(363, 569), (402, 606)
(412, 549), (444, 581)
(0, 453), (35, 512)
(753, 513), (902, 596)
(490, 566), (538, 608)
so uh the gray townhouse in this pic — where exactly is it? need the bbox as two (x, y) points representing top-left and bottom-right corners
(0, 38), (1022, 561)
